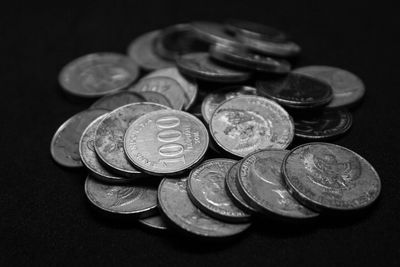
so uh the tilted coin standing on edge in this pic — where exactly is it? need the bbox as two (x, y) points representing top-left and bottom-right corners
(59, 53), (139, 98)
(282, 143), (381, 212)
(158, 178), (251, 237)
(95, 102), (169, 178)
(210, 95), (294, 157)
(187, 158), (252, 222)
(50, 108), (108, 168)
(237, 34), (301, 57)
(137, 91), (173, 108)
(238, 149), (318, 219)
(90, 91), (145, 111)
(138, 211), (169, 231)
(124, 109), (209, 176)
(190, 21), (242, 47)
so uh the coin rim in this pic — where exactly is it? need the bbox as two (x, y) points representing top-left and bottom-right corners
(89, 91), (146, 110)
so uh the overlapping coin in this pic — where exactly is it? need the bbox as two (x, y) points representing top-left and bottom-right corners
(138, 211), (168, 230)
(90, 91), (145, 111)
(137, 91), (173, 108)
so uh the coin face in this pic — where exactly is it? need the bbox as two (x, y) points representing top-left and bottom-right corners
(127, 30), (175, 71)
(137, 91), (173, 108)
(201, 86), (257, 124)
(138, 212), (168, 230)
(128, 76), (186, 110)
(124, 109), (209, 176)
(177, 52), (250, 83)
(190, 21), (241, 47)
(90, 91), (145, 111)
(188, 159), (251, 222)
(238, 150), (318, 218)
(210, 96), (294, 157)
(294, 109), (352, 140)
(59, 53), (139, 98)
(256, 73), (333, 108)
(95, 103), (168, 177)
(51, 109), (108, 168)
(282, 143), (381, 211)
(84, 176), (158, 216)
(237, 35), (301, 57)
(293, 66), (365, 108)
(158, 178), (251, 237)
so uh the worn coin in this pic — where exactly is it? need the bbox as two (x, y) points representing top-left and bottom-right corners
(293, 65), (365, 108)
(90, 91), (145, 111)
(282, 143), (381, 211)
(137, 91), (173, 108)
(84, 175), (158, 217)
(237, 34), (301, 57)
(210, 95), (294, 157)
(51, 109), (108, 168)
(95, 103), (168, 177)
(238, 150), (318, 219)
(59, 53), (139, 98)
(158, 178), (251, 237)
(138, 211), (168, 230)
(190, 21), (241, 47)
(124, 109), (209, 176)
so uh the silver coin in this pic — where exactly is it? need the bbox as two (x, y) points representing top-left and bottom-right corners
(190, 21), (241, 47)
(237, 34), (301, 57)
(90, 91), (145, 111)
(158, 178), (251, 237)
(138, 212), (168, 230)
(50, 109), (108, 168)
(137, 91), (173, 108)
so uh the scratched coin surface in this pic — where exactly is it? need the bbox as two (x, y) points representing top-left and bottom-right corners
(137, 91), (173, 108)
(84, 176), (158, 216)
(282, 143), (381, 211)
(138, 211), (168, 230)
(238, 150), (318, 218)
(95, 103), (168, 177)
(128, 76), (186, 110)
(51, 109), (108, 168)
(158, 178), (251, 237)
(202, 86), (257, 124)
(293, 65), (365, 108)
(90, 91), (145, 111)
(59, 53), (139, 98)
(210, 95), (294, 157)
(124, 109), (209, 176)
(176, 52), (250, 83)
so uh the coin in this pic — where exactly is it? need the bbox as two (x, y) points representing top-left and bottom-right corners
(59, 53), (139, 98)
(293, 65), (365, 108)
(188, 159), (251, 222)
(128, 76), (186, 110)
(90, 91), (145, 111)
(138, 212), (168, 230)
(190, 21), (241, 47)
(210, 95), (294, 157)
(238, 150), (318, 219)
(124, 109), (209, 176)
(144, 67), (197, 110)
(294, 109), (353, 140)
(237, 35), (301, 57)
(176, 52), (250, 83)
(50, 109), (108, 168)
(201, 86), (257, 124)
(210, 44), (291, 73)
(127, 30), (175, 71)
(137, 91), (173, 108)
(282, 143), (381, 211)
(158, 178), (251, 237)
(256, 73), (333, 109)
(95, 103), (168, 177)
(84, 175), (158, 217)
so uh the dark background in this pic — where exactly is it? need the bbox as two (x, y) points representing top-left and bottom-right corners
(1, 1), (399, 266)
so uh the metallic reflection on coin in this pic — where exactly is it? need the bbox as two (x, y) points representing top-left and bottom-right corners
(293, 66), (365, 108)
(190, 21), (241, 47)
(124, 109), (209, 176)
(282, 143), (381, 211)
(238, 150), (318, 218)
(59, 53), (139, 98)
(158, 178), (251, 237)
(95, 103), (168, 177)
(138, 212), (168, 230)
(188, 159), (251, 222)
(85, 176), (158, 217)
(51, 109), (108, 168)
(237, 35), (301, 57)
(138, 91), (173, 108)
(210, 96), (294, 157)
(90, 91), (145, 111)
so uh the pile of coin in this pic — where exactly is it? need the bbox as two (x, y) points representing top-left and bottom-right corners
(51, 20), (381, 237)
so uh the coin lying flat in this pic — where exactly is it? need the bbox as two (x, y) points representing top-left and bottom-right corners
(84, 176), (158, 217)
(158, 178), (251, 237)
(59, 53), (139, 98)
(237, 35), (301, 57)
(210, 95), (294, 157)
(137, 91), (173, 108)
(282, 143), (381, 211)
(138, 211), (168, 230)
(294, 109), (353, 140)
(201, 86), (257, 124)
(293, 65), (365, 108)
(90, 91), (145, 111)
(124, 109), (209, 176)
(95, 103), (168, 177)
(127, 30), (175, 71)
(190, 21), (241, 47)
(238, 150), (318, 219)
(51, 109), (108, 168)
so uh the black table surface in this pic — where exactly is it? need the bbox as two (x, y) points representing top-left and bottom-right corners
(1, 1), (399, 266)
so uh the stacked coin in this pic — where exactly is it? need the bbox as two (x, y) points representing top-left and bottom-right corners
(51, 19), (380, 236)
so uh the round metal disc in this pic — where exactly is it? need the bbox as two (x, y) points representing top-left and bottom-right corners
(138, 211), (168, 231)
(137, 91), (173, 108)
(90, 91), (145, 111)
(237, 35), (301, 57)
(190, 21), (241, 47)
